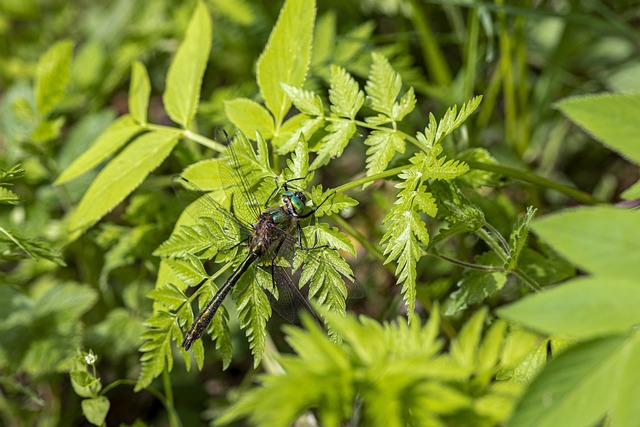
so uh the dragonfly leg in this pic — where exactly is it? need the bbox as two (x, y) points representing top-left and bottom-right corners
(295, 221), (331, 252)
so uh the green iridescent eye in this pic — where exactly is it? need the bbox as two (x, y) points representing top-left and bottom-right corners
(290, 194), (304, 212)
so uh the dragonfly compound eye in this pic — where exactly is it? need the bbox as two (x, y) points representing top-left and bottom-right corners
(289, 191), (306, 212)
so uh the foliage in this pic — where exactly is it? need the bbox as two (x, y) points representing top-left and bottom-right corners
(1, 0), (639, 426)
(218, 307), (544, 427)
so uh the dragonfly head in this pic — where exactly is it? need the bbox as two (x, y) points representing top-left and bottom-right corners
(283, 190), (307, 215)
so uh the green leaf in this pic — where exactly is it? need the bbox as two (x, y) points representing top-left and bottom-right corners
(70, 130), (180, 234)
(417, 96), (483, 148)
(364, 130), (405, 177)
(129, 61), (151, 124)
(0, 225), (65, 265)
(55, 115), (142, 185)
(256, 0), (315, 125)
(234, 269), (270, 367)
(35, 40), (73, 115)
(310, 119), (356, 169)
(621, 179), (640, 200)
(498, 276), (640, 339)
(329, 65), (364, 120)
(555, 92), (640, 165)
(365, 52), (402, 117)
(508, 335), (627, 427)
(82, 396), (110, 426)
(0, 186), (20, 204)
(163, 1), (212, 127)
(275, 116), (324, 154)
(531, 206), (640, 278)
(446, 253), (507, 316)
(224, 98), (275, 139)
(309, 185), (358, 217)
(506, 206), (537, 271)
(281, 83), (324, 117)
(611, 334), (640, 426)
(450, 308), (487, 375)
(135, 311), (178, 391)
(31, 117), (65, 142)
(392, 86), (416, 121)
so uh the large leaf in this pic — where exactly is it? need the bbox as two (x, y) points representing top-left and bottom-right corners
(35, 40), (73, 116)
(224, 98), (275, 139)
(531, 206), (640, 279)
(69, 130), (180, 233)
(163, 1), (212, 128)
(498, 276), (640, 339)
(129, 61), (151, 124)
(55, 115), (142, 185)
(507, 335), (627, 427)
(256, 0), (315, 126)
(556, 93), (640, 165)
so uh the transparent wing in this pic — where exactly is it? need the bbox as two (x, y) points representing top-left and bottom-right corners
(216, 130), (266, 224)
(172, 175), (252, 244)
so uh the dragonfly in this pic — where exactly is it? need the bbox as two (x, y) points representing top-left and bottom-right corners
(175, 133), (356, 350)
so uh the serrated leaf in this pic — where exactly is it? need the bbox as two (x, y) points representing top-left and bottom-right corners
(154, 224), (215, 258)
(555, 92), (640, 165)
(81, 396), (110, 426)
(310, 186), (358, 217)
(365, 52), (402, 117)
(135, 311), (175, 391)
(224, 98), (275, 139)
(0, 186), (20, 204)
(418, 96), (482, 148)
(284, 134), (309, 181)
(234, 270), (270, 367)
(35, 40), (73, 115)
(392, 86), (416, 121)
(275, 116), (324, 154)
(129, 61), (150, 124)
(70, 130), (180, 234)
(55, 115), (142, 185)
(446, 252), (507, 316)
(163, 1), (212, 127)
(281, 84), (324, 117)
(256, 0), (315, 125)
(364, 130), (405, 177)
(506, 206), (536, 271)
(329, 65), (364, 119)
(148, 283), (189, 312)
(310, 119), (356, 169)
(450, 308), (487, 375)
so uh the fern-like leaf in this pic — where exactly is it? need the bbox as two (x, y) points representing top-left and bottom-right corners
(234, 269), (271, 367)
(364, 130), (405, 178)
(329, 65), (364, 120)
(365, 52), (402, 117)
(310, 119), (356, 169)
(281, 83), (324, 117)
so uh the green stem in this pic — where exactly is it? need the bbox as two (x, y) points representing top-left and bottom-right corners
(466, 160), (604, 205)
(333, 166), (406, 194)
(331, 215), (385, 264)
(429, 252), (503, 272)
(143, 124), (226, 152)
(162, 368), (182, 427)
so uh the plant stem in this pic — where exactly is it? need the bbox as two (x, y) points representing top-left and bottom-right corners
(466, 160), (604, 205)
(162, 368), (182, 427)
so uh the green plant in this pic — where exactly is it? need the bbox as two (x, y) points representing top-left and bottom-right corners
(2, 0), (640, 426)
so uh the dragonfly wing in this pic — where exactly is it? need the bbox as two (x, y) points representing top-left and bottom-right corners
(216, 130), (269, 224)
(172, 175), (252, 242)
(265, 264), (322, 325)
